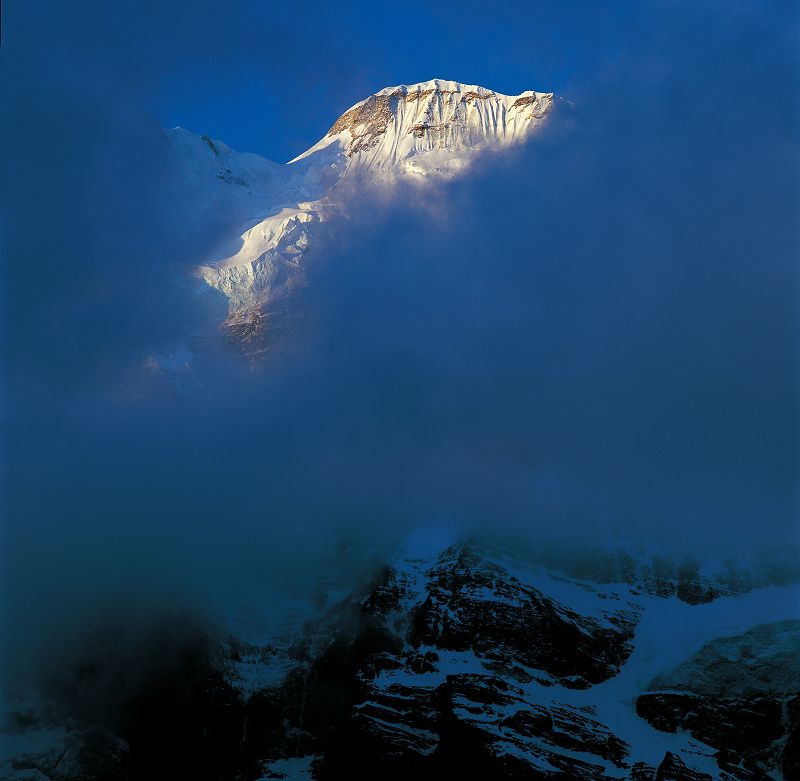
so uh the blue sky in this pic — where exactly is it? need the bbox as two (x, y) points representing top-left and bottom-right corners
(152, 1), (641, 161)
(10, 0), (793, 166)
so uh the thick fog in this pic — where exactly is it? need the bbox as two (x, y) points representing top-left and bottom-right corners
(2, 0), (798, 694)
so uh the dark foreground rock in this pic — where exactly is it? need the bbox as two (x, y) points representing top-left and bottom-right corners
(637, 620), (800, 781)
(2, 539), (797, 780)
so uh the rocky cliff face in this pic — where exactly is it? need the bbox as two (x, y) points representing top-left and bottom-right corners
(3, 536), (798, 780)
(636, 621), (800, 780)
(304, 80), (553, 173)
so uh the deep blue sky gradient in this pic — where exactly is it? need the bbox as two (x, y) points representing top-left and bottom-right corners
(153, 1), (642, 161)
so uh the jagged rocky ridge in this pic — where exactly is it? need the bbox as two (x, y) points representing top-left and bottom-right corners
(3, 536), (798, 780)
(163, 79), (555, 354)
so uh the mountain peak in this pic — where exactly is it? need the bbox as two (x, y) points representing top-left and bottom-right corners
(291, 78), (554, 170)
(339, 78), (543, 115)
(169, 79), (556, 334)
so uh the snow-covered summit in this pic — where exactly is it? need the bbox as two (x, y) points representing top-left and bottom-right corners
(293, 78), (553, 175)
(168, 79), (555, 335)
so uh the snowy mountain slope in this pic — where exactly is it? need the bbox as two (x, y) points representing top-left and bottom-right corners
(292, 79), (553, 175)
(237, 539), (798, 780)
(4, 535), (797, 780)
(167, 80), (556, 334)
(165, 127), (283, 196)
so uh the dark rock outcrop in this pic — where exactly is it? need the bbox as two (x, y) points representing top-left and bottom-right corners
(2, 541), (797, 781)
(636, 621), (800, 780)
(406, 543), (639, 688)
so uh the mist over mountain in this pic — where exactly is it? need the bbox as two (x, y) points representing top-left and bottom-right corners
(1, 1), (799, 779)
(161, 79), (555, 335)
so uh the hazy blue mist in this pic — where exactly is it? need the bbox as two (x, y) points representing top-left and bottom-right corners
(1, 0), (798, 691)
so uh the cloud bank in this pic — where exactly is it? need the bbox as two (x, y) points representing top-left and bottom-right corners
(1, 0), (798, 693)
